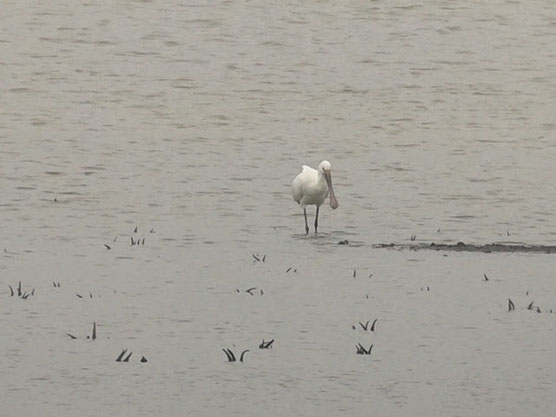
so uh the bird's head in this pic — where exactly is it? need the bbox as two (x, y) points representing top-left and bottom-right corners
(318, 160), (332, 174)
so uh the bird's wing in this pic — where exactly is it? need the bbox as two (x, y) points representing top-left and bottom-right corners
(292, 173), (304, 203)
(292, 165), (317, 205)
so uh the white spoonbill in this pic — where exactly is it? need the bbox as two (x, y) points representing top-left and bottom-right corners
(292, 160), (339, 234)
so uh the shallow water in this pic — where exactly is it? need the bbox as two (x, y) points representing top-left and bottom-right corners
(1, 1), (556, 416)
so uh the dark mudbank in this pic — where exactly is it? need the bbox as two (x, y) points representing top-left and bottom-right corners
(374, 242), (556, 254)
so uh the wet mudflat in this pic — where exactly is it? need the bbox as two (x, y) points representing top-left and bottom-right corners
(2, 0), (556, 416)
(375, 241), (556, 253)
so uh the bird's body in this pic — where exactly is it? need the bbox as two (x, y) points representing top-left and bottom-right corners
(292, 161), (338, 234)
(292, 165), (329, 208)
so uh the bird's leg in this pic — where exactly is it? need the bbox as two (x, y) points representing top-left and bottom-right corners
(314, 206), (319, 234)
(303, 208), (309, 234)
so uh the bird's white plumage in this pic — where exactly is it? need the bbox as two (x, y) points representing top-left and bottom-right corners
(292, 165), (329, 208)
(292, 160), (338, 234)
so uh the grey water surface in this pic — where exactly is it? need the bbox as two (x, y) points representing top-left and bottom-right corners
(1, 1), (556, 416)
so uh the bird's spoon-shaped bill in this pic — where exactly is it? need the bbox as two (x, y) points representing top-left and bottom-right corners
(325, 172), (339, 209)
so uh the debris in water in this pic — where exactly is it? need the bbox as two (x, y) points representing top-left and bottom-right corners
(116, 349), (127, 362)
(223, 348), (235, 362)
(356, 343), (373, 355)
(259, 339), (274, 349)
(222, 348), (249, 363)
